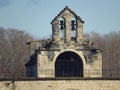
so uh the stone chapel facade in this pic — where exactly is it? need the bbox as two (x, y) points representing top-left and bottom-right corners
(25, 6), (102, 78)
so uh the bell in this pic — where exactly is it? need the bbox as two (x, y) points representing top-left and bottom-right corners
(72, 25), (75, 30)
(60, 20), (65, 30)
(71, 20), (76, 30)
(60, 20), (64, 25)
(60, 25), (64, 30)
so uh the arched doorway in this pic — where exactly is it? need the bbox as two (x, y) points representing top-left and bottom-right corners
(55, 51), (83, 77)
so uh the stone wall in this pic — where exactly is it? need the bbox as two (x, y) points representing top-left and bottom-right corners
(26, 7), (102, 78)
(0, 79), (120, 90)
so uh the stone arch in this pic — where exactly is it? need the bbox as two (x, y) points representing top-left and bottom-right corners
(53, 49), (86, 77)
(53, 49), (86, 65)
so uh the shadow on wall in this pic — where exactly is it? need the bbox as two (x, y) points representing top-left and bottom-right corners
(25, 53), (37, 77)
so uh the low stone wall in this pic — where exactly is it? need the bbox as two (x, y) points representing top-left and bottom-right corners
(0, 78), (120, 90)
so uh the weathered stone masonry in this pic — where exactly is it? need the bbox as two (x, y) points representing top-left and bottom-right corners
(0, 79), (120, 90)
(25, 6), (102, 78)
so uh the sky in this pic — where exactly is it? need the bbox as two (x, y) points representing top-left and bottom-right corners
(0, 0), (120, 39)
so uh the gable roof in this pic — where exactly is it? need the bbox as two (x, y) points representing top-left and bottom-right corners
(51, 6), (84, 24)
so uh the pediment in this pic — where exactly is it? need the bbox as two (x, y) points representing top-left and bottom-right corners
(51, 6), (84, 24)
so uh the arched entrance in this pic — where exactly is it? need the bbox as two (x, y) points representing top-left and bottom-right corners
(55, 51), (83, 77)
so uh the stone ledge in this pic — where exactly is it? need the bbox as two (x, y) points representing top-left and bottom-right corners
(0, 77), (120, 81)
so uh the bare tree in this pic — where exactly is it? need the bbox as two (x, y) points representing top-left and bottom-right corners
(0, 27), (34, 78)
(1, 27), (120, 78)
(86, 31), (120, 78)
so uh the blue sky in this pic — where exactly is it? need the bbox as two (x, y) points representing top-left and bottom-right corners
(0, 0), (120, 38)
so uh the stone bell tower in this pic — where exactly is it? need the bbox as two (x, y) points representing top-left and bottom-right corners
(25, 6), (102, 78)
(51, 6), (84, 45)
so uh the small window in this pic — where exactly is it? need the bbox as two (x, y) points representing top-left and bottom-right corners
(71, 18), (76, 40)
(59, 18), (65, 39)
(71, 20), (76, 30)
(59, 18), (65, 30)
